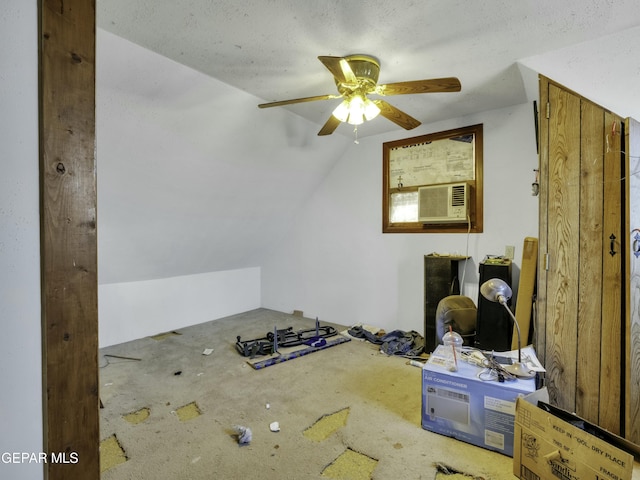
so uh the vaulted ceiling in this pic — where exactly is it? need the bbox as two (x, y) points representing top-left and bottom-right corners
(95, 1), (640, 285)
(98, 0), (640, 138)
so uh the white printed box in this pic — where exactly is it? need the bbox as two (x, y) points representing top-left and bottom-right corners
(422, 345), (537, 457)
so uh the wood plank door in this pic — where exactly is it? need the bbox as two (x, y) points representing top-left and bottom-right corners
(538, 76), (624, 434)
(599, 110), (624, 434)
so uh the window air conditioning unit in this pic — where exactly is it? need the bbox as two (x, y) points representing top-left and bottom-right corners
(426, 386), (470, 424)
(418, 182), (469, 224)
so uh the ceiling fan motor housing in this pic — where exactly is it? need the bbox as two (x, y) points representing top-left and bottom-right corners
(335, 54), (380, 94)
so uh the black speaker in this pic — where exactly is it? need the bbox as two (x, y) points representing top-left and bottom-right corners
(424, 256), (463, 353)
(475, 258), (513, 351)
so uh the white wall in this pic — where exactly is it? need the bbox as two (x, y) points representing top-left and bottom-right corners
(95, 29), (352, 348)
(96, 29), (351, 285)
(96, 29), (350, 347)
(98, 97), (538, 346)
(99, 267), (261, 347)
(261, 102), (539, 333)
(0, 2), (44, 479)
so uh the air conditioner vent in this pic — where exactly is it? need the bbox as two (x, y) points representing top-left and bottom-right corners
(451, 185), (466, 207)
(418, 182), (469, 224)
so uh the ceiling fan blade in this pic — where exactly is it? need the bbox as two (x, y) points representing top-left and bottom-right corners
(258, 94), (340, 109)
(318, 56), (358, 85)
(376, 77), (461, 96)
(373, 100), (421, 130)
(318, 115), (341, 136)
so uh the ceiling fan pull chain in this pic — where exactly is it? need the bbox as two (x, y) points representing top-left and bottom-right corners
(353, 125), (359, 144)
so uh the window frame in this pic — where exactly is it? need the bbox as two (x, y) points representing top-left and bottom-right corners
(382, 124), (483, 233)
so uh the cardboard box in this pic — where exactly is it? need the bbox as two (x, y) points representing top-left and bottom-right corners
(422, 345), (537, 456)
(514, 398), (638, 480)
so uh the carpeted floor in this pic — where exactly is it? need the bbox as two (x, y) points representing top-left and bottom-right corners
(98, 308), (518, 479)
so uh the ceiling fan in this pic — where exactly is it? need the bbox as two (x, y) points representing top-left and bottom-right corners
(258, 54), (461, 136)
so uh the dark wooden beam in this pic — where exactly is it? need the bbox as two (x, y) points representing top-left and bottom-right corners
(39, 0), (99, 478)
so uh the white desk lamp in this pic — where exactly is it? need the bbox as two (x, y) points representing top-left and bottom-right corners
(480, 278), (535, 379)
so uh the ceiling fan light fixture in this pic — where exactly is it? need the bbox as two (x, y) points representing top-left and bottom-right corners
(331, 94), (380, 126)
(332, 99), (351, 123)
(363, 97), (381, 121)
(347, 95), (366, 125)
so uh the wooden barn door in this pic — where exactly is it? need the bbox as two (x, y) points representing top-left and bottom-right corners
(538, 76), (624, 434)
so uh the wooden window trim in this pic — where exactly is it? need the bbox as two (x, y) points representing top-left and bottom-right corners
(382, 124), (483, 233)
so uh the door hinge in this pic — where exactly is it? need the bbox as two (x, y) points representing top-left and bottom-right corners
(546, 102), (550, 119)
(544, 252), (550, 270)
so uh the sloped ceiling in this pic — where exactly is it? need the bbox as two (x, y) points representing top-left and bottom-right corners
(96, 1), (640, 285)
(97, 0), (640, 138)
(97, 29), (351, 283)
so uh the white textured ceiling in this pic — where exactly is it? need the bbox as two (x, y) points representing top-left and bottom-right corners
(97, 0), (640, 137)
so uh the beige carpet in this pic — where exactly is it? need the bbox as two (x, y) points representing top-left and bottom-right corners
(99, 308), (516, 479)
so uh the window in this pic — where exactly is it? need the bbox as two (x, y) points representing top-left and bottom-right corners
(382, 124), (483, 233)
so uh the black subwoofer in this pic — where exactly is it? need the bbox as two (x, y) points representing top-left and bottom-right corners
(475, 258), (512, 351)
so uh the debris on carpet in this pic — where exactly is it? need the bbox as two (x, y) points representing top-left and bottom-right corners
(235, 318), (339, 357)
(232, 425), (252, 446)
(434, 462), (486, 479)
(248, 336), (351, 369)
(151, 330), (182, 341)
(345, 325), (425, 356)
(340, 323), (385, 341)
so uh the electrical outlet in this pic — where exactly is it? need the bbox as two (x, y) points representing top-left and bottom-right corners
(505, 245), (515, 260)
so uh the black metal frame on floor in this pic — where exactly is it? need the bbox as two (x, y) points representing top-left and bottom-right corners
(235, 323), (338, 358)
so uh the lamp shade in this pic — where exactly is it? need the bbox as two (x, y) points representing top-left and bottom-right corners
(362, 97), (380, 121)
(480, 278), (512, 304)
(332, 100), (350, 123)
(347, 95), (365, 125)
